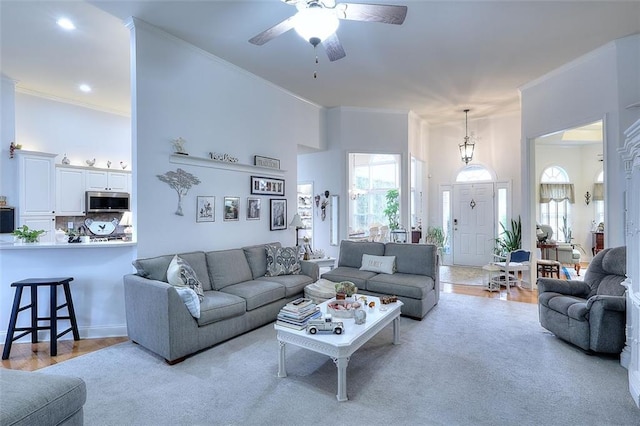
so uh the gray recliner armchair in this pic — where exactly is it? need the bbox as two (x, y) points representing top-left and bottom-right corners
(537, 246), (627, 354)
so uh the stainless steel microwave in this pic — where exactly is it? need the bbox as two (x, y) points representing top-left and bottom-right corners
(86, 191), (130, 213)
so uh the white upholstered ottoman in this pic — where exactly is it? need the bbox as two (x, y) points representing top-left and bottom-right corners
(304, 278), (337, 304)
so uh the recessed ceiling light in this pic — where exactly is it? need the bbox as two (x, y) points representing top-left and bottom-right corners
(79, 84), (92, 93)
(57, 18), (76, 30)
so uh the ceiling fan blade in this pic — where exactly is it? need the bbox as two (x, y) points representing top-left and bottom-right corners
(249, 16), (296, 46)
(337, 3), (408, 25)
(323, 33), (346, 62)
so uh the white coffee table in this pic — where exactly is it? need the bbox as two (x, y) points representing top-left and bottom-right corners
(275, 295), (403, 401)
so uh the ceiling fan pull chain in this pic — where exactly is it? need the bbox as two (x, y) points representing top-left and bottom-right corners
(314, 45), (319, 79)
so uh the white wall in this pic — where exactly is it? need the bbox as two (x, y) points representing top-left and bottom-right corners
(130, 18), (323, 257)
(0, 77), (16, 207)
(520, 34), (640, 253)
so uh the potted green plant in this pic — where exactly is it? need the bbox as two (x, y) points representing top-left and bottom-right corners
(494, 216), (521, 256)
(13, 225), (46, 243)
(425, 226), (447, 260)
(383, 189), (400, 230)
(334, 281), (358, 300)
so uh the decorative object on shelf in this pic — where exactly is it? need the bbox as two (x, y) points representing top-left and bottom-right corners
(327, 300), (361, 318)
(120, 161), (128, 170)
(107, 160), (112, 168)
(209, 152), (239, 163)
(380, 295), (398, 304)
(171, 137), (188, 155)
(85, 158), (96, 167)
(289, 213), (304, 247)
(317, 190), (330, 221)
(12, 225), (45, 243)
(61, 154), (71, 165)
(246, 197), (261, 220)
(459, 109), (476, 164)
(585, 191), (591, 205)
(157, 168), (201, 216)
(223, 196), (240, 221)
(251, 176), (285, 196)
(270, 199), (287, 231)
(0, 195), (6, 206)
(84, 218), (119, 236)
(254, 155), (280, 170)
(196, 196), (215, 223)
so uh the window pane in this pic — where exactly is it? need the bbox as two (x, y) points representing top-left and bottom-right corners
(442, 190), (451, 254)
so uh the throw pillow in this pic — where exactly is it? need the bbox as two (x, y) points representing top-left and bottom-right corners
(174, 287), (201, 319)
(265, 245), (301, 276)
(167, 255), (204, 301)
(360, 254), (396, 274)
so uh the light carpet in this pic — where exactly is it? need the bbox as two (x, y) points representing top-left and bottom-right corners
(440, 265), (485, 286)
(41, 293), (638, 425)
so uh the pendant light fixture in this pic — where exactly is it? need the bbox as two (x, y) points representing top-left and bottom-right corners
(459, 109), (475, 164)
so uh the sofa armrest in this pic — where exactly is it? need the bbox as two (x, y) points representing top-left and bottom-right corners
(123, 274), (195, 362)
(299, 260), (319, 281)
(586, 295), (626, 311)
(537, 277), (590, 297)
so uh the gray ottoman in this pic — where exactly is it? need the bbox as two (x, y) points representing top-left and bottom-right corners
(0, 369), (86, 426)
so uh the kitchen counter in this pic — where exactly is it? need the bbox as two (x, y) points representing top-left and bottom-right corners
(0, 240), (136, 250)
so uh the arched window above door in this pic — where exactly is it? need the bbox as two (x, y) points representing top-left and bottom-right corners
(455, 164), (493, 182)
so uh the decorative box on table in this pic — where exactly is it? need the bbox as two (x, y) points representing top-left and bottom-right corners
(326, 299), (362, 318)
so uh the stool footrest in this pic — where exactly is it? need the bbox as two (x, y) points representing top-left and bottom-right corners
(56, 327), (74, 339)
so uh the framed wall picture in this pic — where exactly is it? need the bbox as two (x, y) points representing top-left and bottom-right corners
(223, 196), (240, 221)
(270, 199), (287, 231)
(196, 196), (215, 223)
(247, 197), (261, 220)
(250, 176), (285, 196)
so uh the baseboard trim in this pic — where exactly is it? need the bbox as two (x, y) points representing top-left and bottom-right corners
(629, 370), (640, 408)
(0, 325), (128, 343)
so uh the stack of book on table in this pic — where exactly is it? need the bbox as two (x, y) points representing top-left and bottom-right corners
(276, 297), (321, 330)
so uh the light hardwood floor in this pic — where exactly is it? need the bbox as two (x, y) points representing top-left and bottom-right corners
(0, 280), (542, 372)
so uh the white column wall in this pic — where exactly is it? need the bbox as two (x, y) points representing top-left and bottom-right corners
(130, 18), (323, 257)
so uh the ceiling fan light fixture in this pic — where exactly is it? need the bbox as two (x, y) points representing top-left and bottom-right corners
(294, 7), (339, 44)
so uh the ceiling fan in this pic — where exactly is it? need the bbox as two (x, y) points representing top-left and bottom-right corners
(249, 0), (408, 62)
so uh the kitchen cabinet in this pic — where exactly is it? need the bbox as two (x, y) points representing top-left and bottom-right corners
(56, 167), (86, 216)
(86, 170), (130, 192)
(17, 151), (56, 217)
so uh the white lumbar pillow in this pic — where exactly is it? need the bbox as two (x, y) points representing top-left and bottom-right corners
(360, 254), (396, 274)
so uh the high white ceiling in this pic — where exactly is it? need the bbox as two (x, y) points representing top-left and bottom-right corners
(1, 1), (639, 124)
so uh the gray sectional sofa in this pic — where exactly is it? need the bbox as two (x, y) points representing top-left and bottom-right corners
(123, 242), (319, 363)
(321, 240), (439, 319)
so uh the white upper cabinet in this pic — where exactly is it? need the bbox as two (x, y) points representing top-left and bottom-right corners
(17, 151), (56, 216)
(86, 170), (129, 192)
(56, 167), (86, 216)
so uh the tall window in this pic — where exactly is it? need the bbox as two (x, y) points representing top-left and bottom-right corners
(540, 166), (572, 242)
(594, 170), (604, 226)
(348, 153), (401, 234)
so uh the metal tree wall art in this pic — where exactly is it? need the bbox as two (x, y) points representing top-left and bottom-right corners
(157, 168), (201, 216)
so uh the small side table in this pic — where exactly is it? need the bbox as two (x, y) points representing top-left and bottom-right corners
(2, 277), (80, 359)
(306, 257), (336, 270)
(482, 264), (501, 292)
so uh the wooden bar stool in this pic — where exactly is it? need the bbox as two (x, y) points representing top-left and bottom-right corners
(2, 277), (80, 359)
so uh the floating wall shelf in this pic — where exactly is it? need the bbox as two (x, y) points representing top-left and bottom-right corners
(169, 154), (286, 176)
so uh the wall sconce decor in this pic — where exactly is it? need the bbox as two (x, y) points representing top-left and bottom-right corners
(585, 191), (591, 205)
(317, 190), (330, 221)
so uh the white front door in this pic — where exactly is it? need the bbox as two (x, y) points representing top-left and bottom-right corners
(453, 183), (495, 266)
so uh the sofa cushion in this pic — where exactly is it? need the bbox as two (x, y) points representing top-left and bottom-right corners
(539, 292), (588, 321)
(265, 245), (301, 276)
(367, 272), (435, 299)
(167, 255), (204, 301)
(384, 243), (436, 276)
(243, 242), (282, 279)
(206, 249), (253, 290)
(133, 251), (212, 291)
(258, 273), (314, 297)
(0, 369), (86, 426)
(360, 254), (396, 274)
(338, 240), (385, 268)
(220, 280), (286, 311)
(321, 266), (378, 290)
(197, 290), (247, 326)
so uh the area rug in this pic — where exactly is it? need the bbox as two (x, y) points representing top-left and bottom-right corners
(40, 293), (638, 425)
(439, 265), (485, 286)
